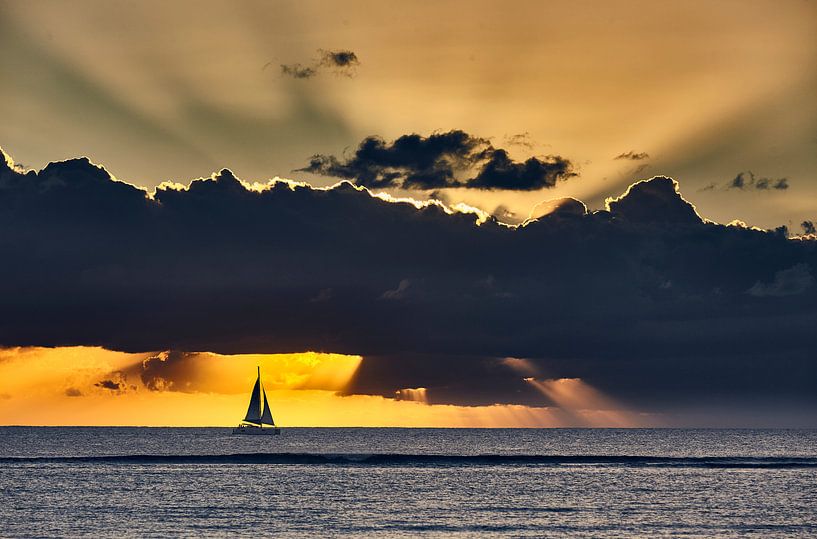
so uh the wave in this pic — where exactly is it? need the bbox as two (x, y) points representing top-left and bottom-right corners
(1, 453), (816, 468)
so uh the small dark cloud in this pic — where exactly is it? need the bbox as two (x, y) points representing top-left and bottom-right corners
(469, 149), (574, 190)
(65, 387), (83, 397)
(280, 49), (360, 79)
(772, 178), (788, 190)
(730, 172), (749, 189)
(614, 151), (650, 161)
(729, 171), (789, 191)
(95, 379), (123, 391)
(699, 172), (790, 193)
(93, 371), (130, 392)
(297, 130), (575, 190)
(802, 221), (816, 235)
(319, 49), (359, 69)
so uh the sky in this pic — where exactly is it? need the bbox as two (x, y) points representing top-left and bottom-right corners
(0, 0), (816, 427)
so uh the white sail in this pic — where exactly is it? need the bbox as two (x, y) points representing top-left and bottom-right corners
(242, 371), (262, 424)
(260, 387), (275, 426)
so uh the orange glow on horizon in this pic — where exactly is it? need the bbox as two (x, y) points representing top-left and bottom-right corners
(0, 347), (656, 427)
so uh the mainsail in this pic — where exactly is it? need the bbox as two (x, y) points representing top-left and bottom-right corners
(242, 367), (275, 426)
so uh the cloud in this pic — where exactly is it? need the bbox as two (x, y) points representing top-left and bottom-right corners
(139, 351), (194, 392)
(698, 172), (790, 193)
(280, 64), (317, 79)
(95, 379), (123, 391)
(614, 151), (650, 160)
(297, 130), (575, 190)
(729, 171), (789, 191)
(64, 387), (83, 397)
(528, 197), (587, 221)
(1, 147), (816, 413)
(803, 221), (816, 235)
(281, 49), (360, 79)
(319, 49), (359, 70)
(503, 132), (535, 149)
(380, 279), (412, 300)
(120, 350), (362, 395)
(605, 176), (702, 224)
(748, 263), (814, 297)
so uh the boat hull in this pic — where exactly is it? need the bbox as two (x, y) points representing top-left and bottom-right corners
(232, 425), (281, 435)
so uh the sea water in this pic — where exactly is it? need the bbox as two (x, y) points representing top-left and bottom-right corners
(1, 428), (816, 537)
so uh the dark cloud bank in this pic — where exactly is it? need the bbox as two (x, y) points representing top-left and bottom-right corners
(1, 148), (816, 421)
(297, 130), (575, 190)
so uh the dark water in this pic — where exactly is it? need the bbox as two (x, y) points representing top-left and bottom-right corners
(1, 428), (816, 537)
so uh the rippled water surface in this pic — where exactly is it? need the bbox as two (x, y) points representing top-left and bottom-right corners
(1, 428), (816, 537)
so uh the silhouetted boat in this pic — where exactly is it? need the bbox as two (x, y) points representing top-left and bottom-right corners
(233, 367), (281, 435)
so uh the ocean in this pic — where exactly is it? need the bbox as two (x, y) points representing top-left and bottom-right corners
(1, 428), (816, 537)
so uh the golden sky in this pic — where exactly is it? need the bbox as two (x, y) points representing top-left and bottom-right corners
(1, 0), (815, 229)
(1, 2), (815, 427)
(0, 347), (650, 427)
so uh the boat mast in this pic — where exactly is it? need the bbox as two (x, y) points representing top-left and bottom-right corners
(258, 365), (261, 420)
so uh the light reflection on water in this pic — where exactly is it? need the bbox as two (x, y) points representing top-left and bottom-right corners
(1, 428), (816, 537)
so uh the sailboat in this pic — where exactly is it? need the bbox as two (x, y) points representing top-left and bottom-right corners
(232, 367), (281, 435)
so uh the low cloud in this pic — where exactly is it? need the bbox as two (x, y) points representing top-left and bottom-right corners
(297, 130), (575, 190)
